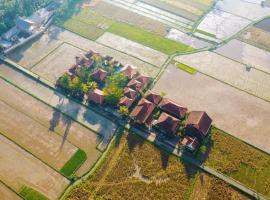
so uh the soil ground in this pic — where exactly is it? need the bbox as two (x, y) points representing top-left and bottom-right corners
(0, 134), (69, 200)
(153, 64), (270, 154)
(0, 78), (102, 176)
(0, 182), (22, 200)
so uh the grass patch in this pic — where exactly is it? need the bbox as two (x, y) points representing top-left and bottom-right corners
(60, 149), (87, 177)
(196, 29), (216, 38)
(206, 127), (270, 198)
(108, 22), (194, 54)
(19, 186), (48, 200)
(176, 62), (197, 74)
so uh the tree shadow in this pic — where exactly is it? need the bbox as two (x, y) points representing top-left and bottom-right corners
(126, 131), (144, 153)
(158, 148), (170, 170)
(182, 158), (199, 179)
(60, 115), (73, 150)
(49, 106), (61, 132)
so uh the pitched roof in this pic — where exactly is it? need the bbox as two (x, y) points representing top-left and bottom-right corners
(119, 96), (134, 108)
(88, 89), (104, 104)
(135, 74), (151, 85)
(156, 112), (180, 135)
(127, 79), (145, 92)
(159, 98), (188, 119)
(121, 65), (138, 79)
(181, 136), (199, 151)
(90, 68), (108, 83)
(130, 99), (156, 124)
(124, 87), (138, 99)
(145, 90), (162, 105)
(186, 111), (212, 136)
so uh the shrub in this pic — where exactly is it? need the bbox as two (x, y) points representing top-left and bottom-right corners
(119, 106), (129, 117)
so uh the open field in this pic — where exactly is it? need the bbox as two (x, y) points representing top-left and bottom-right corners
(108, 22), (194, 54)
(153, 64), (270, 154)
(239, 26), (270, 51)
(0, 182), (22, 200)
(96, 32), (168, 67)
(205, 128), (270, 198)
(174, 51), (270, 101)
(92, 1), (168, 36)
(7, 33), (63, 69)
(32, 43), (86, 83)
(0, 134), (69, 200)
(215, 39), (270, 74)
(0, 77), (102, 176)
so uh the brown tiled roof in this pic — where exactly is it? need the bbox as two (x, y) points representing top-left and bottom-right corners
(135, 74), (151, 85)
(130, 99), (156, 124)
(159, 98), (188, 119)
(124, 87), (138, 99)
(88, 89), (104, 104)
(119, 96), (134, 108)
(186, 111), (212, 136)
(121, 65), (139, 79)
(90, 68), (108, 83)
(127, 79), (145, 92)
(156, 112), (180, 135)
(181, 136), (199, 151)
(145, 90), (162, 105)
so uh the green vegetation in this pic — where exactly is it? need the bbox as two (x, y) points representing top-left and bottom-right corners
(19, 186), (48, 200)
(196, 29), (216, 38)
(108, 22), (194, 54)
(60, 149), (87, 177)
(119, 106), (129, 117)
(0, 0), (52, 35)
(206, 127), (270, 198)
(176, 62), (197, 74)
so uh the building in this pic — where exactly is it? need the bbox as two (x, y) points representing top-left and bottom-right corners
(88, 89), (104, 105)
(124, 87), (138, 99)
(159, 98), (188, 119)
(127, 79), (145, 92)
(121, 65), (139, 79)
(155, 112), (180, 136)
(185, 111), (212, 140)
(90, 68), (108, 83)
(144, 90), (162, 105)
(130, 98), (156, 125)
(181, 136), (199, 151)
(119, 96), (135, 108)
(135, 74), (151, 86)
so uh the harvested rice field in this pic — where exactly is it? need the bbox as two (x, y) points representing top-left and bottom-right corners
(0, 134), (69, 200)
(0, 182), (22, 200)
(0, 77), (102, 176)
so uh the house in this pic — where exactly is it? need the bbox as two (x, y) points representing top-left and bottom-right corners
(88, 89), (104, 105)
(185, 111), (212, 140)
(181, 136), (199, 152)
(130, 99), (156, 125)
(135, 74), (151, 86)
(90, 68), (108, 83)
(155, 112), (180, 136)
(121, 65), (139, 79)
(127, 79), (145, 92)
(124, 87), (138, 99)
(144, 90), (162, 105)
(119, 96), (135, 108)
(159, 98), (188, 119)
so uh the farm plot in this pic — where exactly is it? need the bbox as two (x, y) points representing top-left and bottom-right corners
(0, 63), (118, 147)
(174, 51), (270, 101)
(32, 43), (86, 83)
(0, 134), (69, 200)
(96, 32), (168, 67)
(7, 30), (63, 69)
(153, 64), (270, 154)
(255, 17), (270, 32)
(0, 78), (102, 176)
(0, 182), (22, 200)
(215, 39), (270, 74)
(0, 91), (78, 171)
(238, 26), (270, 51)
(92, 1), (168, 36)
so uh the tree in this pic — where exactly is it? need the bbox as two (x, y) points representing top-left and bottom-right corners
(58, 73), (71, 90)
(119, 106), (129, 117)
(81, 81), (97, 94)
(106, 73), (128, 88)
(160, 91), (166, 97)
(103, 84), (123, 106)
(199, 145), (207, 155)
(70, 76), (84, 98)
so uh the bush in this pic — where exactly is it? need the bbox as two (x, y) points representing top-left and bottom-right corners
(103, 84), (124, 106)
(119, 106), (129, 117)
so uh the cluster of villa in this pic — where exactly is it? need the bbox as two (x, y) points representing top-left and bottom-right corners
(129, 90), (212, 152)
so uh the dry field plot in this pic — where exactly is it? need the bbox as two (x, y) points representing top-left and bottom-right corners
(215, 39), (270, 74)
(32, 43), (86, 83)
(0, 134), (69, 200)
(0, 78), (102, 176)
(0, 182), (22, 200)
(153, 64), (270, 154)
(97, 32), (168, 67)
(174, 51), (270, 101)
(7, 30), (63, 69)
